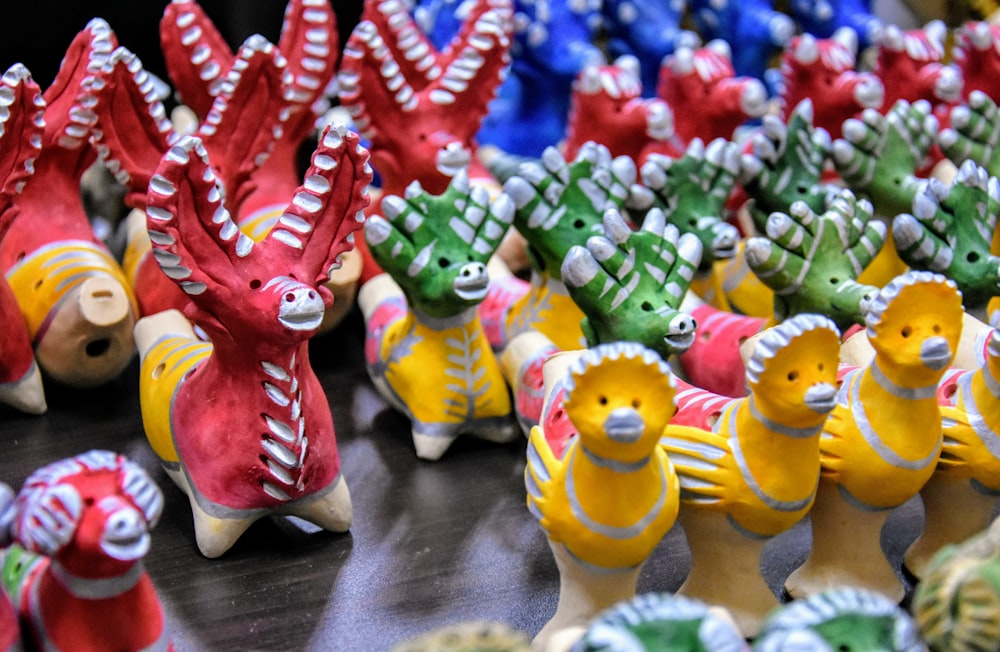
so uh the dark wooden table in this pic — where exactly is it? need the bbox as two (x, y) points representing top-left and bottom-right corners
(0, 308), (930, 651)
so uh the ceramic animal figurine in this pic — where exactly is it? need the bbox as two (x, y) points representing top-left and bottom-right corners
(391, 621), (530, 652)
(499, 142), (636, 351)
(745, 190), (884, 331)
(787, 0), (883, 50)
(571, 593), (749, 652)
(902, 326), (1000, 579)
(415, 0), (605, 157)
(561, 207), (702, 359)
(0, 19), (139, 388)
(338, 0), (512, 282)
(562, 56), (674, 165)
(628, 138), (741, 273)
(775, 28), (884, 140)
(0, 64), (46, 414)
(3, 450), (170, 652)
(134, 124), (370, 557)
(160, 0), (340, 241)
(359, 169), (518, 460)
(652, 41), (769, 158)
(92, 37), (288, 318)
(953, 21), (1000, 106)
(687, 0), (795, 83)
(599, 0), (698, 96)
(753, 587), (924, 651)
(940, 91), (1000, 179)
(893, 161), (1000, 321)
(913, 516), (1000, 652)
(526, 342), (681, 651)
(661, 314), (841, 636)
(676, 189), (881, 398)
(872, 21), (962, 119)
(0, 482), (21, 652)
(785, 271), (964, 602)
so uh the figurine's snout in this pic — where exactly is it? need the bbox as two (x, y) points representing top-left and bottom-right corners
(920, 336), (952, 370)
(852, 74), (885, 110)
(709, 220), (739, 259)
(454, 262), (489, 301)
(603, 407), (645, 444)
(101, 501), (151, 561)
(804, 382), (838, 414)
(277, 284), (325, 332)
(664, 313), (697, 354)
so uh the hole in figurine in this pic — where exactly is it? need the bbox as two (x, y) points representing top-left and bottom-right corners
(701, 330), (712, 340)
(901, 326), (912, 338)
(641, 301), (653, 312)
(152, 363), (166, 379)
(829, 277), (838, 285)
(598, 395), (607, 406)
(250, 279), (262, 290)
(33, 278), (43, 290)
(438, 257), (450, 268)
(968, 251), (980, 263)
(787, 370), (798, 382)
(933, 324), (941, 334)
(91, 289), (114, 300)
(572, 219), (584, 229)
(631, 398), (640, 408)
(85, 338), (111, 357)
(15, 251), (25, 262)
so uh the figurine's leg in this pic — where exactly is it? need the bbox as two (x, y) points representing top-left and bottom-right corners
(318, 249), (364, 334)
(134, 309), (197, 361)
(500, 330), (559, 436)
(164, 466), (255, 559)
(785, 480), (903, 603)
(905, 475), (999, 580)
(0, 361), (46, 415)
(534, 542), (642, 652)
(290, 474), (353, 533)
(469, 419), (521, 444)
(677, 509), (773, 638)
(35, 275), (136, 387)
(412, 429), (460, 462)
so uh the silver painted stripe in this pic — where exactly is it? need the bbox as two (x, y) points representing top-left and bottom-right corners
(848, 372), (940, 471)
(958, 372), (1000, 459)
(870, 361), (938, 400)
(49, 559), (144, 599)
(748, 395), (825, 439)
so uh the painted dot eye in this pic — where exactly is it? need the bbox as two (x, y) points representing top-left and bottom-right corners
(598, 395), (608, 406)
(901, 326), (912, 338)
(932, 324), (941, 334)
(818, 363), (825, 371)
(631, 398), (641, 408)
(787, 370), (799, 382)
(285, 293), (295, 302)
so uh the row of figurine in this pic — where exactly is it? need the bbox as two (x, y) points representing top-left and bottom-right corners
(2, 0), (1000, 644)
(1, 447), (999, 650)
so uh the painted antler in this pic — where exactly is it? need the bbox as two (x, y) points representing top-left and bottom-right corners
(0, 18), (139, 388)
(137, 123), (370, 557)
(0, 64), (46, 414)
(338, 0), (513, 198)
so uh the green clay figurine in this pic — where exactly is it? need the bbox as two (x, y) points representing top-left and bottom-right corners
(360, 169), (519, 460)
(894, 160), (1000, 318)
(939, 90), (1000, 179)
(561, 207), (702, 359)
(571, 593), (748, 652)
(629, 138), (741, 268)
(754, 587), (924, 651)
(501, 142), (636, 350)
(745, 189), (884, 331)
(832, 99), (939, 219)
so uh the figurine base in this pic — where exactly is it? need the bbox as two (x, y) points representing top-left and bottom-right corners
(677, 508), (774, 638)
(533, 541), (642, 652)
(0, 361), (46, 414)
(785, 479), (904, 603)
(905, 474), (999, 580)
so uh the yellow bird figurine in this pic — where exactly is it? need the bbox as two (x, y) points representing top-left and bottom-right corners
(660, 313), (841, 636)
(525, 342), (680, 652)
(785, 270), (964, 603)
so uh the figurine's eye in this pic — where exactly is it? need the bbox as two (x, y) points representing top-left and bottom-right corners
(787, 370), (799, 382)
(901, 326), (912, 338)
(598, 395), (608, 406)
(932, 324), (941, 334)
(573, 219), (585, 229)
(631, 398), (641, 408)
(829, 277), (839, 285)
(249, 279), (262, 290)
(641, 301), (653, 312)
(968, 251), (981, 263)
(438, 257), (450, 268)
(818, 363), (825, 371)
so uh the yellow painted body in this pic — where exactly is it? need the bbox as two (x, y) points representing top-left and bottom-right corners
(505, 276), (586, 350)
(938, 358), (1000, 492)
(702, 242), (775, 319)
(856, 235), (908, 287)
(5, 240), (137, 338)
(375, 311), (512, 427)
(138, 334), (212, 463)
(121, 231), (149, 290)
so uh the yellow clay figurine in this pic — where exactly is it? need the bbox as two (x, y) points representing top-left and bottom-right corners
(786, 270), (964, 603)
(660, 313), (841, 636)
(525, 342), (680, 652)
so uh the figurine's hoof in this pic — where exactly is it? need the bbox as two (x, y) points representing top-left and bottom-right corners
(293, 475), (353, 533)
(0, 361), (46, 414)
(35, 276), (136, 387)
(413, 432), (459, 461)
